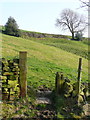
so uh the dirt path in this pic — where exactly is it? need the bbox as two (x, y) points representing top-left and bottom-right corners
(35, 85), (56, 119)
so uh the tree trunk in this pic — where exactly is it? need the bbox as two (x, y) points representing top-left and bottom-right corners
(72, 32), (74, 40)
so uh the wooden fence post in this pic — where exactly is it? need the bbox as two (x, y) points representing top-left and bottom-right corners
(19, 51), (27, 98)
(0, 80), (2, 120)
(55, 72), (64, 95)
(77, 58), (82, 105)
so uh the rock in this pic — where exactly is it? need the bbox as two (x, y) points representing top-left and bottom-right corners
(83, 103), (90, 116)
(36, 97), (51, 104)
(72, 90), (77, 97)
(78, 95), (84, 103)
(64, 82), (73, 96)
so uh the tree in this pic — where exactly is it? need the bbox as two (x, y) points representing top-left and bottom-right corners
(79, 0), (89, 31)
(80, 0), (90, 8)
(56, 9), (86, 40)
(5, 16), (20, 37)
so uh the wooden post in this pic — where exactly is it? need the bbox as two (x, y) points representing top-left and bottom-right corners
(77, 58), (82, 105)
(88, 59), (90, 99)
(19, 51), (27, 98)
(55, 72), (64, 95)
(0, 97), (1, 119)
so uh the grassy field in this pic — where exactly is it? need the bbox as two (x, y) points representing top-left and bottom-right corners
(23, 37), (88, 59)
(20, 29), (88, 59)
(1, 33), (88, 89)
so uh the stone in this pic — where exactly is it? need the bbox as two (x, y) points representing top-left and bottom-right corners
(36, 97), (51, 104)
(83, 103), (90, 116)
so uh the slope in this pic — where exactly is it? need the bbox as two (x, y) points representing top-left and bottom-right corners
(1, 33), (88, 89)
(22, 37), (88, 59)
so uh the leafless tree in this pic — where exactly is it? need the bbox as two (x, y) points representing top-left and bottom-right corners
(80, 0), (90, 8)
(56, 9), (87, 40)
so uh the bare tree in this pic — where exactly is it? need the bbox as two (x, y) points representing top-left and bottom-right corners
(56, 9), (87, 40)
(80, 0), (90, 8)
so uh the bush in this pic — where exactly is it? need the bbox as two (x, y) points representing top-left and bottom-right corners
(5, 16), (21, 37)
(75, 32), (83, 41)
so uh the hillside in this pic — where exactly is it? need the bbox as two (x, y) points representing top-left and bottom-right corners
(20, 29), (88, 59)
(23, 37), (88, 59)
(1, 33), (88, 89)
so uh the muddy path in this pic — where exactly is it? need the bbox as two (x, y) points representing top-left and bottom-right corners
(35, 85), (57, 119)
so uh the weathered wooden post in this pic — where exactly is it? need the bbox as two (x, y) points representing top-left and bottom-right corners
(0, 92), (1, 119)
(19, 51), (27, 98)
(0, 59), (2, 119)
(55, 72), (64, 95)
(77, 58), (82, 105)
(88, 58), (90, 100)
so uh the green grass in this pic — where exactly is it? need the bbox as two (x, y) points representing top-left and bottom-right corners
(0, 33), (88, 89)
(26, 37), (88, 59)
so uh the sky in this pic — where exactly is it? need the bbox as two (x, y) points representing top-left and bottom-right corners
(0, 0), (88, 37)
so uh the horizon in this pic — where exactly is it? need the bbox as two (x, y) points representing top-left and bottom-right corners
(0, 0), (88, 37)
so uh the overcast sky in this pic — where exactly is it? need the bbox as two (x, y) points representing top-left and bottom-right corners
(0, 0), (88, 37)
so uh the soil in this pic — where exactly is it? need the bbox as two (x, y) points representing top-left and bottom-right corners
(35, 85), (57, 119)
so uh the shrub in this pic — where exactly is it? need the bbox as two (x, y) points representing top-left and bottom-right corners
(75, 32), (83, 41)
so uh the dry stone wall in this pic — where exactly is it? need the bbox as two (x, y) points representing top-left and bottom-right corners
(0, 58), (20, 100)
